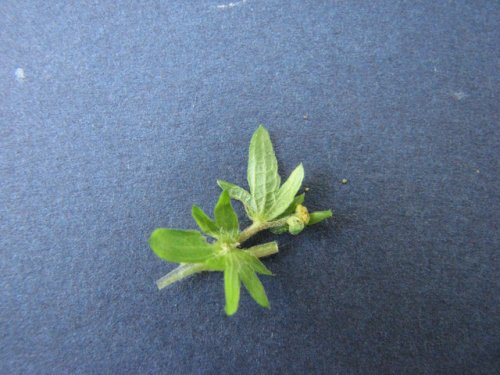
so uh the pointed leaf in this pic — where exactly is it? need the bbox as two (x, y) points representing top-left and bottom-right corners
(276, 193), (305, 219)
(265, 164), (304, 220)
(240, 266), (270, 308)
(224, 255), (240, 316)
(238, 251), (273, 275)
(149, 229), (216, 263)
(204, 254), (225, 271)
(213, 191), (239, 239)
(192, 205), (220, 237)
(307, 210), (333, 225)
(247, 126), (281, 214)
(217, 180), (256, 213)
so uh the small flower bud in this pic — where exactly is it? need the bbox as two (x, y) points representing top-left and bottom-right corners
(287, 216), (304, 235)
(295, 204), (310, 225)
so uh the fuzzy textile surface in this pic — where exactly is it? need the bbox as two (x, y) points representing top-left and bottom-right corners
(1, 1), (499, 374)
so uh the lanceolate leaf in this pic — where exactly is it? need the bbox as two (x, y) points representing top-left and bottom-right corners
(224, 251), (273, 314)
(214, 190), (239, 239)
(247, 126), (281, 215)
(276, 193), (305, 219)
(224, 254), (240, 316)
(237, 251), (273, 275)
(217, 180), (256, 214)
(191, 205), (220, 238)
(204, 254), (225, 271)
(149, 229), (216, 263)
(265, 163), (304, 220)
(239, 266), (270, 308)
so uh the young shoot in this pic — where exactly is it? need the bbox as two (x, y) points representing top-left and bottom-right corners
(149, 126), (332, 316)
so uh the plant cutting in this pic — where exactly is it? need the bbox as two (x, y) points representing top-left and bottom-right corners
(149, 126), (332, 315)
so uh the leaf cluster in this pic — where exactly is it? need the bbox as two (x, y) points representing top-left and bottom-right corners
(149, 126), (332, 315)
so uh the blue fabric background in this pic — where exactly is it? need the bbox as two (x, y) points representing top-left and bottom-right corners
(1, 1), (498, 373)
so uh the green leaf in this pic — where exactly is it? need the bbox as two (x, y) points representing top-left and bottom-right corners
(204, 254), (225, 271)
(276, 193), (305, 219)
(217, 180), (256, 214)
(191, 205), (220, 238)
(237, 251), (273, 275)
(247, 126), (281, 215)
(224, 254), (240, 316)
(239, 266), (270, 308)
(213, 190), (239, 239)
(307, 210), (333, 225)
(149, 229), (216, 263)
(265, 164), (304, 220)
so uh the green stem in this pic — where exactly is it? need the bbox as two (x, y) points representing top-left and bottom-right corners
(244, 241), (279, 258)
(156, 263), (207, 290)
(238, 217), (289, 243)
(156, 241), (279, 290)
